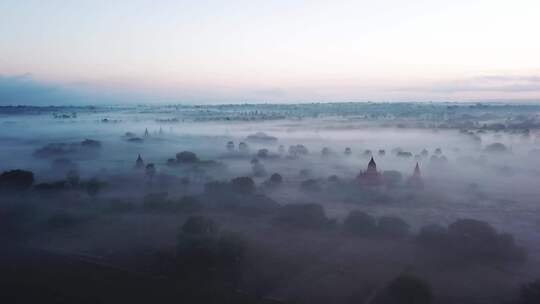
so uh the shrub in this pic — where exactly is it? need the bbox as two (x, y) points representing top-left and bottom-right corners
(343, 210), (377, 236)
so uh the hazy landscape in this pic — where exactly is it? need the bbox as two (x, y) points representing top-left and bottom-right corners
(2, 1), (540, 303)
(2, 102), (540, 303)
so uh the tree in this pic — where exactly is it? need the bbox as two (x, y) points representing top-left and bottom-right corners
(257, 149), (269, 158)
(145, 163), (156, 181)
(231, 176), (255, 194)
(416, 224), (447, 245)
(378, 216), (410, 238)
(485, 142), (508, 153)
(516, 279), (540, 304)
(374, 275), (433, 304)
(66, 169), (80, 187)
(343, 210), (377, 236)
(86, 178), (103, 199)
(321, 147), (332, 157)
(238, 142), (250, 154)
(251, 160), (267, 177)
(0, 170), (34, 193)
(176, 151), (199, 163)
(226, 141), (235, 152)
(448, 218), (497, 244)
(273, 203), (329, 229)
(81, 139), (102, 149)
(180, 176), (190, 195)
(269, 173), (283, 184)
(182, 216), (218, 235)
(300, 179), (321, 192)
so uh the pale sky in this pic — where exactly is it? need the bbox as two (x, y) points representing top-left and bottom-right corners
(1, 0), (539, 104)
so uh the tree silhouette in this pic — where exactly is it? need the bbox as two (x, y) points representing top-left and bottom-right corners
(86, 178), (102, 199)
(0, 170), (34, 193)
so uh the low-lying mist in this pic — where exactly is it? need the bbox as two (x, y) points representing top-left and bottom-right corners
(1, 102), (540, 304)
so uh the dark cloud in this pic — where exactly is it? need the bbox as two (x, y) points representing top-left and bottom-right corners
(0, 74), (162, 106)
(0, 74), (69, 105)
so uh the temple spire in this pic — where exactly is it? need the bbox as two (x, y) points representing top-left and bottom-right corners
(135, 154), (144, 169)
(414, 162), (421, 177)
(368, 157), (376, 169)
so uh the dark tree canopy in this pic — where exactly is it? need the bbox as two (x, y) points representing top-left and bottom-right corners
(378, 216), (410, 238)
(231, 176), (255, 194)
(343, 210), (377, 236)
(517, 279), (540, 304)
(274, 203), (329, 229)
(375, 275), (433, 304)
(182, 216), (219, 235)
(86, 178), (103, 199)
(0, 170), (34, 192)
(269, 173), (283, 184)
(176, 151), (199, 163)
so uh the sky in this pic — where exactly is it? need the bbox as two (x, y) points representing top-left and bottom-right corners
(1, 0), (540, 105)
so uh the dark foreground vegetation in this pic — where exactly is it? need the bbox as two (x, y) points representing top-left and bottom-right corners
(0, 163), (537, 304)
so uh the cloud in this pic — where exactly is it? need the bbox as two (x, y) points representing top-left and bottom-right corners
(425, 74), (540, 93)
(0, 74), (168, 106)
(0, 74), (68, 105)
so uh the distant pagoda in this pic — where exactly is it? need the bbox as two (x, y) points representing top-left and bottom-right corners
(407, 162), (424, 189)
(135, 154), (145, 169)
(358, 157), (383, 186)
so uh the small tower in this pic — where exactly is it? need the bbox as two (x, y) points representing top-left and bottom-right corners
(144, 128), (149, 137)
(367, 157), (377, 173)
(407, 162), (424, 189)
(135, 154), (145, 169)
(413, 162), (421, 177)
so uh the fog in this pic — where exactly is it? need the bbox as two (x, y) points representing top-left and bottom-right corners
(1, 102), (540, 303)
